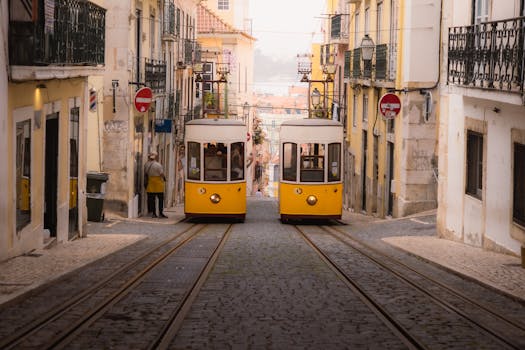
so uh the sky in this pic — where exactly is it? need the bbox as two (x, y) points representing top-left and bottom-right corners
(249, 0), (325, 61)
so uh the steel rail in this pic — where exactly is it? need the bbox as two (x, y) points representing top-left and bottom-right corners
(0, 223), (202, 350)
(293, 225), (427, 350)
(323, 225), (525, 350)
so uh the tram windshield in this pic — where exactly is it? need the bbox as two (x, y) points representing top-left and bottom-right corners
(230, 142), (245, 180)
(187, 142), (201, 180)
(204, 142), (227, 181)
(300, 143), (325, 182)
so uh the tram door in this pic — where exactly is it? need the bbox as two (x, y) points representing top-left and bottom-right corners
(44, 113), (59, 237)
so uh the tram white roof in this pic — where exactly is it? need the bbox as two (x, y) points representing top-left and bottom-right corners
(279, 118), (343, 143)
(280, 118), (343, 128)
(185, 118), (247, 142)
(186, 118), (245, 126)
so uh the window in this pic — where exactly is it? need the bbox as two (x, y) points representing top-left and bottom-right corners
(204, 142), (227, 181)
(300, 143), (325, 182)
(466, 131), (483, 198)
(377, 2), (383, 43)
(473, 0), (489, 24)
(328, 143), (341, 182)
(354, 13), (360, 47)
(352, 95), (358, 127)
(282, 143), (297, 181)
(16, 118), (31, 231)
(187, 141), (201, 180)
(513, 142), (525, 226)
(218, 0), (229, 10)
(363, 94), (368, 123)
(364, 7), (370, 35)
(230, 142), (245, 181)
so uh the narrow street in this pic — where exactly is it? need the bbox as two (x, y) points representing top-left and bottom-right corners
(1, 199), (524, 349)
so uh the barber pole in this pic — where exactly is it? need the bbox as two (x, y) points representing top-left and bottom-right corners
(89, 88), (97, 112)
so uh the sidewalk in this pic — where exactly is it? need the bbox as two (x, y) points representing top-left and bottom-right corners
(1, 204), (524, 306)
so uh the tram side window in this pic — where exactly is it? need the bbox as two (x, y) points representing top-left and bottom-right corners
(187, 142), (201, 180)
(230, 142), (245, 180)
(300, 143), (325, 182)
(16, 119), (31, 231)
(328, 143), (341, 182)
(282, 142), (297, 181)
(204, 142), (227, 181)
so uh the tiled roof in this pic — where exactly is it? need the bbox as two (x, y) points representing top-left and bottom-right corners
(197, 4), (255, 40)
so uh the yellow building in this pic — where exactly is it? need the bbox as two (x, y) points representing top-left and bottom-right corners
(330, 0), (441, 218)
(2, 1), (106, 260)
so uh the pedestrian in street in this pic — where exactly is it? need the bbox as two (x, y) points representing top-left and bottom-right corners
(144, 151), (167, 218)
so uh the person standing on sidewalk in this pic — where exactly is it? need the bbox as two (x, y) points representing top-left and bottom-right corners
(144, 152), (167, 218)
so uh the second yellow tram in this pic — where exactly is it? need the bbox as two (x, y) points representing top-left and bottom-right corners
(279, 118), (344, 222)
(184, 118), (248, 221)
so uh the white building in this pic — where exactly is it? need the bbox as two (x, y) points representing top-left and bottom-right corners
(438, 0), (525, 257)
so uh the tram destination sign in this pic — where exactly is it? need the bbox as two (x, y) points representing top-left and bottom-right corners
(378, 93), (401, 119)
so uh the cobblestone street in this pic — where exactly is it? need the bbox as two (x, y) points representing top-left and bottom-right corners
(1, 198), (524, 349)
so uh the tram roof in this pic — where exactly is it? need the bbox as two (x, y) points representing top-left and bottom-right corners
(280, 118), (343, 127)
(186, 118), (245, 126)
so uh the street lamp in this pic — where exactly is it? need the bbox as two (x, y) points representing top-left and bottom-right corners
(243, 101), (250, 123)
(360, 34), (375, 63)
(311, 88), (321, 108)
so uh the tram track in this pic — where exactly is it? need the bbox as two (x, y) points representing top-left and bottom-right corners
(295, 224), (525, 350)
(293, 225), (426, 350)
(0, 223), (233, 350)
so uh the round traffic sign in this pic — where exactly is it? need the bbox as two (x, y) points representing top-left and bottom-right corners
(134, 87), (153, 113)
(378, 93), (401, 119)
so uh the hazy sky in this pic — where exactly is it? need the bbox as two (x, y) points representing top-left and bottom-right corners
(249, 0), (325, 61)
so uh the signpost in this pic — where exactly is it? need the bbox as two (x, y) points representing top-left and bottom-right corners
(378, 93), (401, 119)
(134, 87), (153, 113)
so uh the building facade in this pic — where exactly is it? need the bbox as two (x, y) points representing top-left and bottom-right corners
(340, 0), (441, 218)
(2, 0), (106, 260)
(102, 0), (197, 217)
(438, 0), (525, 255)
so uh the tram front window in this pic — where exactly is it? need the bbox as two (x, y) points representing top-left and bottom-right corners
(187, 142), (201, 180)
(300, 143), (325, 182)
(282, 142), (297, 181)
(204, 142), (227, 181)
(230, 142), (245, 180)
(328, 143), (341, 182)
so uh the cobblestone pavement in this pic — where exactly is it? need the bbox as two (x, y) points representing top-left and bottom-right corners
(1, 197), (524, 308)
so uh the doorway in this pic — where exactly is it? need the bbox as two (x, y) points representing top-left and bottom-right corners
(44, 113), (59, 237)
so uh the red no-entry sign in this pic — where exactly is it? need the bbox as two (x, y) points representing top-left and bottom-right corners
(378, 93), (401, 119)
(134, 87), (153, 113)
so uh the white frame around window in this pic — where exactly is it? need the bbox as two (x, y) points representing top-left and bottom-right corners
(474, 0), (489, 24)
(218, 0), (229, 10)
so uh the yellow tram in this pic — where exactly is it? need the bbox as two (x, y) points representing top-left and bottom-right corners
(184, 118), (248, 221)
(279, 118), (344, 222)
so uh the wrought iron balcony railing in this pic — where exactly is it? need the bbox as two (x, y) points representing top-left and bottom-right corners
(9, 0), (105, 66)
(145, 59), (166, 92)
(345, 44), (396, 82)
(448, 17), (525, 96)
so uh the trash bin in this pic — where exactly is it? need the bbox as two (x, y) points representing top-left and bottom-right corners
(86, 172), (109, 222)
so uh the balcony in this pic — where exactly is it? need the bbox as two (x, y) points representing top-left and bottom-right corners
(145, 59), (166, 92)
(448, 17), (525, 98)
(9, 0), (105, 67)
(330, 15), (348, 44)
(345, 44), (396, 82)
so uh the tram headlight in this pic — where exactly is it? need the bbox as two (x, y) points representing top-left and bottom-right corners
(306, 195), (317, 206)
(210, 193), (221, 204)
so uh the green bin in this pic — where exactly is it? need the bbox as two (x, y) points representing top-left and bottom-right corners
(86, 172), (109, 222)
